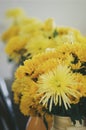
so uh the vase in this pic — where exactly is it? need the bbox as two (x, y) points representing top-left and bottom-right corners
(51, 116), (72, 130)
(50, 116), (86, 130)
(25, 116), (46, 130)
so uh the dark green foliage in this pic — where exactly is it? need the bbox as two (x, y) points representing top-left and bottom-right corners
(71, 52), (86, 75)
(71, 53), (79, 64)
(45, 97), (86, 124)
(19, 53), (31, 65)
(53, 30), (58, 38)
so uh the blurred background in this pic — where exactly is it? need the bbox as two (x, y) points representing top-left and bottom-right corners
(0, 0), (86, 80)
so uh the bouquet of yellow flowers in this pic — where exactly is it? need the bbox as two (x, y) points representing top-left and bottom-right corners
(12, 41), (86, 124)
(2, 8), (86, 129)
(2, 8), (86, 65)
(2, 8), (58, 64)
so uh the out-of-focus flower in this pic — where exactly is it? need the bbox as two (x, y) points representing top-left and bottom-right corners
(6, 8), (25, 18)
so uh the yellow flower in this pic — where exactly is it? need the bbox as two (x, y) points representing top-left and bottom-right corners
(20, 86), (44, 116)
(56, 42), (86, 63)
(38, 65), (80, 111)
(55, 27), (86, 44)
(12, 78), (26, 103)
(42, 18), (55, 31)
(31, 58), (60, 79)
(19, 17), (41, 25)
(74, 74), (86, 97)
(18, 50), (63, 80)
(20, 18), (42, 34)
(12, 76), (37, 103)
(15, 65), (30, 79)
(25, 35), (56, 57)
(2, 25), (20, 42)
(6, 8), (25, 18)
(5, 35), (28, 62)
(68, 74), (86, 104)
(56, 27), (80, 36)
(41, 18), (56, 38)
(14, 80), (44, 116)
(15, 41), (86, 80)
(75, 33), (86, 44)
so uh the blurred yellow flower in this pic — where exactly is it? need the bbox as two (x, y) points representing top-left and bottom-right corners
(2, 25), (20, 42)
(25, 35), (56, 57)
(6, 8), (25, 18)
(5, 35), (29, 62)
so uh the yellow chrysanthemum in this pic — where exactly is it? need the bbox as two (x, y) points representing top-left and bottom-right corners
(42, 18), (55, 31)
(68, 74), (86, 104)
(55, 27), (86, 45)
(6, 8), (25, 18)
(15, 64), (32, 79)
(5, 35), (29, 62)
(12, 74), (45, 116)
(56, 42), (86, 63)
(75, 33), (86, 44)
(19, 17), (42, 25)
(13, 78), (44, 116)
(12, 76), (35, 103)
(38, 65), (80, 111)
(15, 41), (86, 81)
(40, 18), (56, 38)
(31, 58), (60, 79)
(25, 35), (56, 57)
(20, 86), (44, 116)
(74, 74), (86, 97)
(16, 49), (62, 80)
(56, 27), (80, 36)
(20, 18), (42, 34)
(2, 25), (20, 42)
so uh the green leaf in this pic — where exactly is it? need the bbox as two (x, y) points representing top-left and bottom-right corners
(53, 30), (58, 38)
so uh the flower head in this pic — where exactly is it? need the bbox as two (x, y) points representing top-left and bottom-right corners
(2, 25), (20, 42)
(25, 35), (56, 57)
(38, 65), (80, 111)
(6, 8), (25, 18)
(5, 35), (28, 62)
